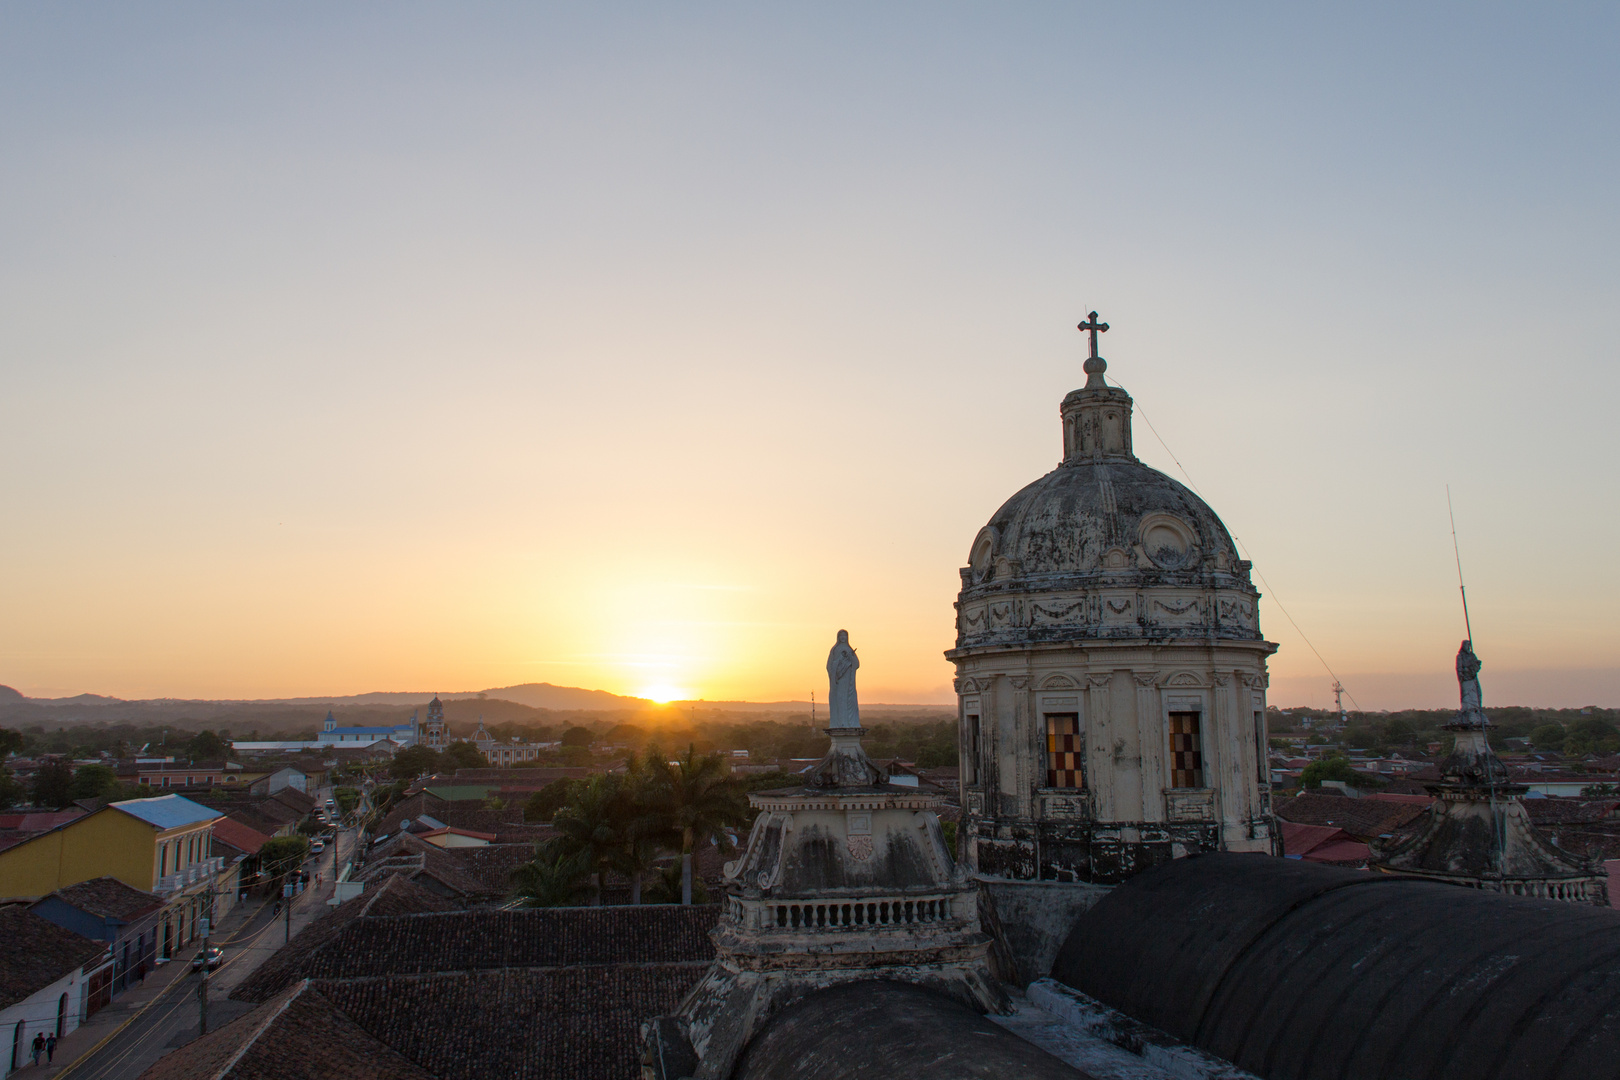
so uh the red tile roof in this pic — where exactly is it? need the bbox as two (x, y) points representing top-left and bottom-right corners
(136, 979), (436, 1080)
(40, 877), (163, 922)
(0, 906), (108, 1009)
(1280, 821), (1371, 865)
(417, 827), (499, 843)
(1523, 798), (1620, 825)
(290, 905), (719, 981)
(1275, 791), (1432, 840)
(231, 876), (459, 1005)
(317, 965), (705, 1080)
(212, 816), (273, 857)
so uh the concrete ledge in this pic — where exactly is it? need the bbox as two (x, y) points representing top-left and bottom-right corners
(977, 877), (1110, 985)
(1027, 979), (1258, 1080)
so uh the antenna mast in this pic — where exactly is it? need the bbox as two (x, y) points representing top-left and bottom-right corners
(1447, 485), (1474, 642)
(1332, 680), (1347, 729)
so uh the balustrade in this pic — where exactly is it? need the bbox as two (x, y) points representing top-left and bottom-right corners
(730, 896), (957, 931)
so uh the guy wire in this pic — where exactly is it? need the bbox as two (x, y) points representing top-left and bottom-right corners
(1447, 484), (1474, 643)
(1117, 380), (1362, 713)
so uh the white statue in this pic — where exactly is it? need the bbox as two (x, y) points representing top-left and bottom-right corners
(826, 629), (861, 729)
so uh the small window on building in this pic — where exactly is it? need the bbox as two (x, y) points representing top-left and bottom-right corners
(1169, 711), (1204, 788)
(1046, 713), (1082, 788)
(159, 845), (167, 876)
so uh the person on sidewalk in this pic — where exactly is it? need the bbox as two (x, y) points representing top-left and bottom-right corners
(45, 1033), (57, 1063)
(31, 1032), (45, 1065)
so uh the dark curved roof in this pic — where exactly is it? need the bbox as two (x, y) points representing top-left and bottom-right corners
(733, 980), (1093, 1080)
(1052, 853), (1620, 1080)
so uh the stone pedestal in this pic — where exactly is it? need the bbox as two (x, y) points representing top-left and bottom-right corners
(643, 739), (1004, 1079)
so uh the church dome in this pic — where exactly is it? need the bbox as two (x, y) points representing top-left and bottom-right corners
(975, 456), (1240, 580)
(952, 326), (1263, 651)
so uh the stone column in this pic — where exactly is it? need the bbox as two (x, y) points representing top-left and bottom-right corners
(1087, 673), (1116, 821)
(994, 675), (1022, 817)
(1210, 671), (1237, 845)
(1007, 674), (1032, 818)
(1135, 672), (1165, 822)
(1111, 672), (1143, 821)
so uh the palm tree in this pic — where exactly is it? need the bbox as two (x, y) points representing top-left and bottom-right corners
(542, 773), (629, 905)
(646, 744), (749, 904)
(510, 850), (591, 907)
(621, 747), (679, 904)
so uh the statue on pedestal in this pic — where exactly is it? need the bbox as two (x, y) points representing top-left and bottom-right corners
(826, 629), (861, 730)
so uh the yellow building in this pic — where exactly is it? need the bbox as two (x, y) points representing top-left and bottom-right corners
(0, 794), (229, 958)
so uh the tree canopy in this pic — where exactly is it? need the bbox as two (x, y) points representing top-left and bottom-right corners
(29, 758), (75, 808)
(1301, 754), (1362, 790)
(514, 744), (749, 907)
(185, 729), (231, 762)
(259, 835), (310, 880)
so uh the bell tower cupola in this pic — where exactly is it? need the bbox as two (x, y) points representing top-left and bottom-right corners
(1060, 312), (1135, 462)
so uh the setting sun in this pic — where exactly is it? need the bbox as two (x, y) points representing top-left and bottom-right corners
(639, 684), (692, 705)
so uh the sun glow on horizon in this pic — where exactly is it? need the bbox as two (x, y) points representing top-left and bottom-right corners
(639, 684), (693, 704)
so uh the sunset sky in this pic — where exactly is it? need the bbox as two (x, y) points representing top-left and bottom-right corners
(3, 6), (1617, 709)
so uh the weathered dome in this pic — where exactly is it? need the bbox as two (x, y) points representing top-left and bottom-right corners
(974, 456), (1242, 581)
(953, 348), (1263, 651)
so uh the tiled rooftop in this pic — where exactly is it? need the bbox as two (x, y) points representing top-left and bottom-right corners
(231, 875), (458, 1004)
(1274, 791), (1432, 838)
(0, 906), (108, 1009)
(42, 876), (163, 921)
(291, 905), (719, 981)
(212, 816), (274, 857)
(137, 979), (437, 1080)
(317, 965), (705, 1080)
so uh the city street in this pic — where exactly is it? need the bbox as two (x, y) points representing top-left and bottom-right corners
(47, 791), (358, 1080)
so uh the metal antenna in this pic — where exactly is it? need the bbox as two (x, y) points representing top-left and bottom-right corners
(1446, 485), (1474, 642)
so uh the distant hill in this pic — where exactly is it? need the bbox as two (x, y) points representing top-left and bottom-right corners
(0, 685), (23, 703)
(477, 683), (648, 710)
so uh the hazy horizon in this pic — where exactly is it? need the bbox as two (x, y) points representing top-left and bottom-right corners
(4, 6), (1617, 710)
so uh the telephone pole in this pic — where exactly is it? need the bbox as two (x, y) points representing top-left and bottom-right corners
(197, 915), (209, 1034)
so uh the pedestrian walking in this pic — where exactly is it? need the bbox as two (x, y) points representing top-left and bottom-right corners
(45, 1033), (57, 1063)
(31, 1032), (45, 1065)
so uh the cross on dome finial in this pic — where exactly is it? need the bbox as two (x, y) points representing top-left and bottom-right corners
(1078, 311), (1110, 386)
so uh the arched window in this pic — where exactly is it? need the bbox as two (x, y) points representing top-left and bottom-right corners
(57, 992), (67, 1037)
(13, 1018), (23, 1071)
(159, 843), (167, 877)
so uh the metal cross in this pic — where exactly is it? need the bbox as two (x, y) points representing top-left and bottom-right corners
(1077, 311), (1109, 359)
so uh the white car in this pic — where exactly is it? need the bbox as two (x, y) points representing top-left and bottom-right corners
(310, 841), (326, 854)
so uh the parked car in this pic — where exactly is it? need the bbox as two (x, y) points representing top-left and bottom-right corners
(192, 946), (223, 972)
(310, 840), (326, 854)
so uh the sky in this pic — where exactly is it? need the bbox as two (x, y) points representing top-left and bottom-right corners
(2, 4), (1617, 709)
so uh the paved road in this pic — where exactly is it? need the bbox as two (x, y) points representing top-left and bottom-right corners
(60, 810), (358, 1080)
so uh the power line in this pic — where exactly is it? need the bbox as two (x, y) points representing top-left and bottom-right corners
(1116, 381), (1363, 714)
